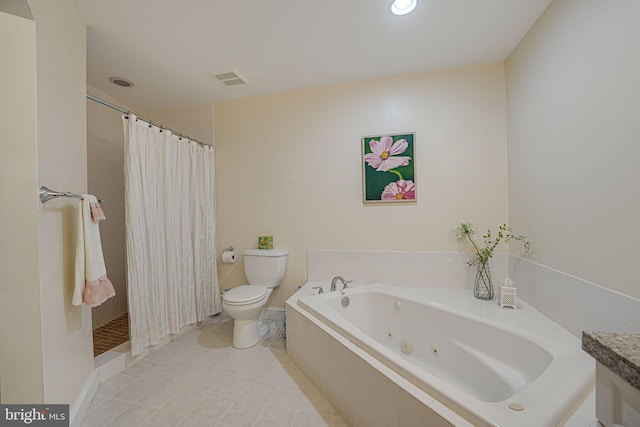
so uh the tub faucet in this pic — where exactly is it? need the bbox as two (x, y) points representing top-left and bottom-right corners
(330, 276), (352, 292)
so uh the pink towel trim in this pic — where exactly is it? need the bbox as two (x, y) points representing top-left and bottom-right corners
(91, 203), (106, 222)
(83, 275), (116, 307)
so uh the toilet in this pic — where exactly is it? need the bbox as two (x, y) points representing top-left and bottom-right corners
(222, 249), (287, 349)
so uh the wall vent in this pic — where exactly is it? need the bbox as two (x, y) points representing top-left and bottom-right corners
(213, 70), (247, 86)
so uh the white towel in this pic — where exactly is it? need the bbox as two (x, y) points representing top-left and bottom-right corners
(73, 195), (115, 307)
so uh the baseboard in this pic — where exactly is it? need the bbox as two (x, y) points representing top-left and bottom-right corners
(68, 343), (131, 426)
(69, 370), (99, 427)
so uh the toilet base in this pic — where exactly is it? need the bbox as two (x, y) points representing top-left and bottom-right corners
(232, 318), (267, 349)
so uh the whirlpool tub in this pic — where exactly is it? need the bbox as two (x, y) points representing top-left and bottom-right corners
(286, 283), (594, 426)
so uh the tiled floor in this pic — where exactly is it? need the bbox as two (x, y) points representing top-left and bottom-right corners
(82, 314), (348, 427)
(93, 313), (130, 357)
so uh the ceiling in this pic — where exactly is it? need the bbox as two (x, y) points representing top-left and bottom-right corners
(75, 0), (552, 113)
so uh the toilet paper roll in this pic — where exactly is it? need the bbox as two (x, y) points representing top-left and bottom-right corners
(221, 251), (236, 264)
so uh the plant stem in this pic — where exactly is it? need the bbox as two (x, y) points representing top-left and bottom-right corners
(388, 169), (403, 180)
(466, 235), (483, 261)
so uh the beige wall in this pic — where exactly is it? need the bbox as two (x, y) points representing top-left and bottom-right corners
(215, 64), (509, 306)
(148, 103), (215, 147)
(506, 0), (640, 299)
(29, 0), (95, 404)
(0, 10), (44, 403)
(87, 86), (128, 329)
(0, 0), (93, 405)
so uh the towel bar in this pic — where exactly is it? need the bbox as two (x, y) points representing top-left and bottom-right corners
(39, 186), (104, 204)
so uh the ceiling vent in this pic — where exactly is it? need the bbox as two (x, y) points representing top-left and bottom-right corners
(213, 70), (247, 86)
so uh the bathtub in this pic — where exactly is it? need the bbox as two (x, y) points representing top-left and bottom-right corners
(287, 283), (594, 426)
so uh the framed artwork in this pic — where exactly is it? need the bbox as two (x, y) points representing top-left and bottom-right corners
(362, 133), (416, 203)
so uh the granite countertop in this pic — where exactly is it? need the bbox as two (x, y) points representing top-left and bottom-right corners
(582, 331), (640, 390)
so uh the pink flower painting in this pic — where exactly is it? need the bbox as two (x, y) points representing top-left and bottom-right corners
(362, 133), (416, 203)
(381, 180), (416, 200)
(363, 136), (411, 172)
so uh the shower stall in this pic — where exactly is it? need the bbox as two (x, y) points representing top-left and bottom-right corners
(86, 89), (220, 358)
(87, 90), (129, 356)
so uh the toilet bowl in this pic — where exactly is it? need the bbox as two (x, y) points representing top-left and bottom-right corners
(222, 249), (287, 349)
(223, 286), (272, 348)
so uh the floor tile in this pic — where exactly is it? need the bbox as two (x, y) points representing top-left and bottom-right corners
(139, 409), (184, 427)
(103, 404), (156, 427)
(82, 314), (347, 427)
(189, 392), (235, 421)
(82, 398), (132, 426)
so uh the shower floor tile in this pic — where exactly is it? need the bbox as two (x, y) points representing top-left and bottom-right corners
(82, 314), (348, 427)
(93, 313), (129, 357)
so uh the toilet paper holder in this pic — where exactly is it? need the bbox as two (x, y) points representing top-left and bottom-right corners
(221, 245), (237, 264)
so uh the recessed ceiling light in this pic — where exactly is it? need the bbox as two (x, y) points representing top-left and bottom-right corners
(108, 76), (134, 87)
(391, 0), (417, 15)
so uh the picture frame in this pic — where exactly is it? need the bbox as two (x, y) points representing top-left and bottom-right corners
(362, 132), (416, 204)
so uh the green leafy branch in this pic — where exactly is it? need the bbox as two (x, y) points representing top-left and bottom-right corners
(455, 222), (531, 266)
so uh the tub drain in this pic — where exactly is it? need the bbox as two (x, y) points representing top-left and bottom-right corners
(508, 403), (524, 411)
(431, 346), (440, 357)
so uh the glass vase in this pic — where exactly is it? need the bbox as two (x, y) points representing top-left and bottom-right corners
(473, 259), (494, 300)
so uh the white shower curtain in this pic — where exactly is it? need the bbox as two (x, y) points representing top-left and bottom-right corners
(123, 114), (221, 356)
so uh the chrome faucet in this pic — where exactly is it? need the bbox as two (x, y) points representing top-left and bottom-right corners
(330, 276), (352, 292)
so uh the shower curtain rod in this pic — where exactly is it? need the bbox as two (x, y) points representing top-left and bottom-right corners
(86, 94), (208, 147)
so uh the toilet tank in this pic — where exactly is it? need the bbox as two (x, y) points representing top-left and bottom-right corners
(243, 249), (288, 287)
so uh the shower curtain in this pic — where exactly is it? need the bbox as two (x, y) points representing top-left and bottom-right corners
(123, 114), (221, 356)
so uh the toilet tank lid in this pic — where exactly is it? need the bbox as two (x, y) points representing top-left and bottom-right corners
(243, 249), (288, 257)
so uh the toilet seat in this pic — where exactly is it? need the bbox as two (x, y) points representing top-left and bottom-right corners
(223, 285), (268, 305)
